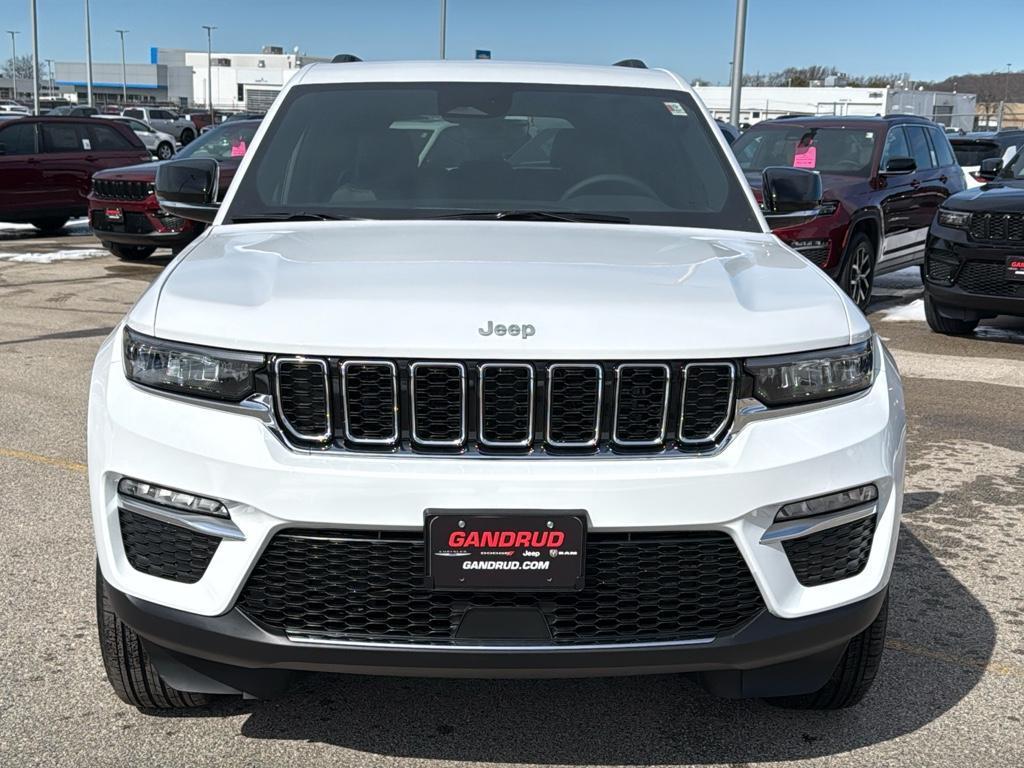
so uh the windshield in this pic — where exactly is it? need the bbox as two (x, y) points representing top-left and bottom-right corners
(176, 121), (259, 161)
(998, 148), (1024, 180)
(732, 123), (878, 177)
(951, 140), (1002, 167)
(224, 82), (759, 230)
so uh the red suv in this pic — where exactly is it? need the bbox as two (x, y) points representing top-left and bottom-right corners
(0, 117), (149, 233)
(88, 120), (260, 260)
(732, 115), (966, 308)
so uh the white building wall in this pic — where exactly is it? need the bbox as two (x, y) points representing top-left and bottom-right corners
(692, 86), (890, 125)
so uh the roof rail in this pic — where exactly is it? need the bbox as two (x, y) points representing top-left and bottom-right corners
(613, 59), (647, 69)
(331, 54), (362, 63)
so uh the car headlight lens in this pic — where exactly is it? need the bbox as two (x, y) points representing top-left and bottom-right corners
(746, 340), (874, 406)
(937, 209), (971, 229)
(123, 327), (264, 401)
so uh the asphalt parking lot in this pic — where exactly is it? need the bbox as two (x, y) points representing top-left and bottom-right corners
(1, 226), (1022, 768)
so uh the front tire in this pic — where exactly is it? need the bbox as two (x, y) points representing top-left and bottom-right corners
(96, 564), (212, 710)
(768, 593), (888, 710)
(156, 141), (174, 160)
(108, 243), (156, 261)
(924, 294), (979, 335)
(840, 232), (877, 311)
(179, 128), (195, 144)
(29, 217), (68, 235)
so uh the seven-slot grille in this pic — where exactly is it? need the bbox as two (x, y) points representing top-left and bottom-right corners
(272, 358), (737, 455)
(92, 178), (153, 200)
(969, 212), (1024, 242)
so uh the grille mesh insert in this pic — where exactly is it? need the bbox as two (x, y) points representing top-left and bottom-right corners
(547, 365), (602, 446)
(343, 362), (398, 443)
(237, 529), (764, 645)
(614, 365), (669, 445)
(681, 364), (734, 444)
(118, 509), (219, 584)
(276, 360), (329, 440)
(411, 364), (465, 445)
(783, 515), (876, 587)
(970, 212), (1024, 242)
(479, 365), (533, 446)
(956, 260), (1022, 297)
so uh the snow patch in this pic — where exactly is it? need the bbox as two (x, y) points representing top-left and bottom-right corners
(0, 249), (108, 264)
(880, 298), (926, 322)
(0, 218), (90, 234)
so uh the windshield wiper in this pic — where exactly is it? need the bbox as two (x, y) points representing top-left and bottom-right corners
(228, 212), (358, 223)
(426, 210), (630, 224)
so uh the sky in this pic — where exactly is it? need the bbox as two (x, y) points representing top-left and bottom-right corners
(4, 0), (1023, 85)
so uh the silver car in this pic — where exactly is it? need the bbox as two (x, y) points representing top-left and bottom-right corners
(121, 107), (198, 144)
(98, 115), (178, 160)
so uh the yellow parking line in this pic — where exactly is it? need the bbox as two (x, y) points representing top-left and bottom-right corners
(0, 447), (87, 474)
(887, 639), (1024, 678)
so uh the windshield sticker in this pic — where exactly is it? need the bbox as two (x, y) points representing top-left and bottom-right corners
(793, 145), (817, 169)
(81, 138), (91, 151)
(663, 101), (687, 116)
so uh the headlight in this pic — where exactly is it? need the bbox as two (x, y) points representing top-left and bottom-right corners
(937, 209), (971, 229)
(746, 340), (874, 406)
(123, 327), (264, 401)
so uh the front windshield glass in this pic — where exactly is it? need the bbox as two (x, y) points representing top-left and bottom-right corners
(224, 82), (759, 230)
(177, 121), (259, 161)
(999, 148), (1024, 180)
(733, 123), (878, 177)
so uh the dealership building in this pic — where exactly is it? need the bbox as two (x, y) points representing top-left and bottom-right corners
(50, 45), (328, 110)
(694, 85), (978, 131)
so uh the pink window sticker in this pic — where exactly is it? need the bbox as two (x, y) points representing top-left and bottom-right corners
(230, 139), (247, 157)
(793, 145), (817, 169)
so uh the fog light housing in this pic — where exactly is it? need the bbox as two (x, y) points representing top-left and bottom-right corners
(118, 477), (228, 518)
(776, 484), (878, 522)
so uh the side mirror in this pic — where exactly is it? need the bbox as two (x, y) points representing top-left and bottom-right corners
(977, 157), (1003, 181)
(761, 166), (823, 227)
(155, 157), (220, 223)
(882, 156), (916, 175)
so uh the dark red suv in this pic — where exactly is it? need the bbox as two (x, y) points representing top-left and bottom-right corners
(732, 115), (966, 308)
(0, 117), (149, 233)
(88, 120), (260, 260)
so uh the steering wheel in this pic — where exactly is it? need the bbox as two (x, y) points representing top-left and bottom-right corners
(561, 173), (658, 201)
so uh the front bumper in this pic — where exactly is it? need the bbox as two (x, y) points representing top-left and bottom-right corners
(925, 227), (1024, 317)
(90, 327), (905, 675)
(87, 199), (199, 249)
(104, 572), (887, 695)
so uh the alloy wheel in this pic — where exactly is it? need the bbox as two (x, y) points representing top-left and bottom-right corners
(848, 243), (873, 307)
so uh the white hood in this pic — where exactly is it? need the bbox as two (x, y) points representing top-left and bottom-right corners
(142, 220), (864, 359)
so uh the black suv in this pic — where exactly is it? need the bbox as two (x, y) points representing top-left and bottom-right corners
(733, 115), (966, 308)
(923, 148), (1024, 333)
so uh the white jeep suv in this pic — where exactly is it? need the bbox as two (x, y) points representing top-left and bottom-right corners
(89, 60), (905, 711)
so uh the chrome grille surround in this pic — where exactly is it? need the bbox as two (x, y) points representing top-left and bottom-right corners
(612, 364), (671, 447)
(340, 360), (399, 446)
(273, 357), (332, 443)
(679, 362), (736, 445)
(546, 363), (604, 448)
(409, 361), (467, 448)
(477, 363), (536, 448)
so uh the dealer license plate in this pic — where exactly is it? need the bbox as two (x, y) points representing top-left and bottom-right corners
(426, 511), (585, 592)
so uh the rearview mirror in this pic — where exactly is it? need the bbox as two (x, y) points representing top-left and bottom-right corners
(977, 157), (1003, 181)
(761, 166), (822, 227)
(882, 156), (916, 175)
(155, 157), (220, 223)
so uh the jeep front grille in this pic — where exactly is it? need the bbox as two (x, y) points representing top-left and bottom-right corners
(272, 357), (737, 455)
(969, 212), (1024, 242)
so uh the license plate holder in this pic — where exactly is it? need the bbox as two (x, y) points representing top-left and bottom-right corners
(1007, 256), (1024, 282)
(425, 510), (585, 592)
(103, 207), (123, 222)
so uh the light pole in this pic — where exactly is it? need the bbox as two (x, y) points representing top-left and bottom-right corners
(728, 0), (748, 127)
(439, 0), (446, 59)
(5, 30), (17, 103)
(116, 29), (128, 104)
(202, 25), (215, 125)
(84, 0), (94, 106)
(29, 0), (39, 114)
